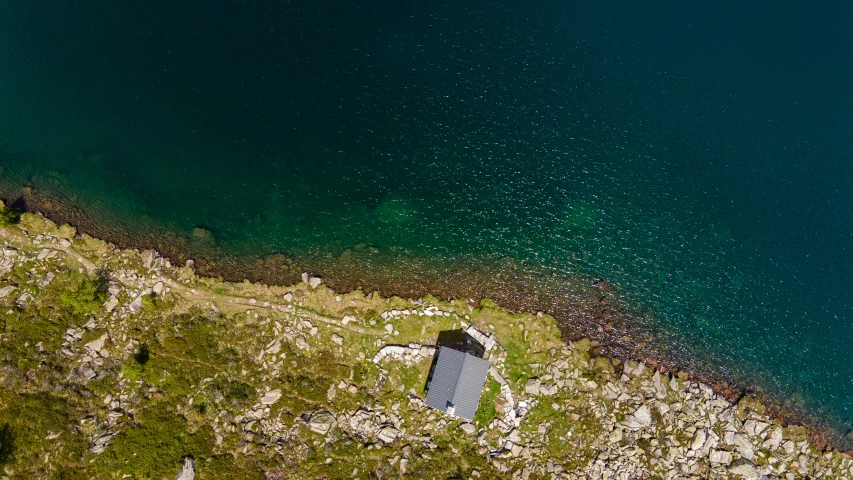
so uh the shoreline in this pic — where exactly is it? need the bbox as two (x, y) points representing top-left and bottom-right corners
(2, 185), (851, 454)
(1, 206), (852, 477)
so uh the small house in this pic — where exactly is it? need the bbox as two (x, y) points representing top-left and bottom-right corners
(424, 346), (490, 421)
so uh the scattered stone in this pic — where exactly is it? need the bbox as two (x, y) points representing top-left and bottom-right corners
(691, 429), (707, 451)
(0, 285), (17, 298)
(308, 276), (322, 289)
(104, 296), (119, 312)
(306, 411), (336, 435)
(89, 432), (116, 454)
(85, 334), (108, 354)
(729, 459), (761, 479)
(176, 456), (195, 480)
(460, 423), (477, 435)
(524, 378), (541, 396)
(607, 428), (623, 444)
(260, 389), (282, 405)
(129, 294), (145, 314)
(376, 426), (400, 443)
(152, 281), (165, 295)
(709, 449), (733, 465)
(621, 405), (652, 429)
(283, 292), (293, 302)
(331, 333), (343, 345)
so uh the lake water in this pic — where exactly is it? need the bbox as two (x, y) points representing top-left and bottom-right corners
(1, 1), (851, 443)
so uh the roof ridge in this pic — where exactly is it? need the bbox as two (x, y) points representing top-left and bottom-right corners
(449, 353), (469, 406)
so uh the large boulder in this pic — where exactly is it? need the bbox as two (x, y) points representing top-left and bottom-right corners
(621, 405), (652, 429)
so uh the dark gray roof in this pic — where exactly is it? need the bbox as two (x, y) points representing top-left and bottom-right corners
(424, 346), (490, 421)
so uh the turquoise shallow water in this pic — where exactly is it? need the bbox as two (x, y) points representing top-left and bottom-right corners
(1, 1), (852, 440)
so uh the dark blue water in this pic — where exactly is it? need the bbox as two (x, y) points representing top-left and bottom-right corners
(1, 1), (852, 441)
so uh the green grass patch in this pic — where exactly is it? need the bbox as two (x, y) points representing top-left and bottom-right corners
(92, 402), (215, 478)
(0, 391), (86, 477)
(475, 378), (501, 426)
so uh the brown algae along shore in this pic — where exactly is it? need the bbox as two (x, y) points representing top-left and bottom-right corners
(0, 207), (852, 478)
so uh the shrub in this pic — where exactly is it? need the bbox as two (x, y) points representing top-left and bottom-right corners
(0, 206), (20, 227)
(59, 273), (108, 315)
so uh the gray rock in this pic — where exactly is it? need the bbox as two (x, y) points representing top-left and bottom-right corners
(709, 449), (733, 465)
(733, 433), (754, 459)
(0, 285), (17, 298)
(176, 456), (195, 480)
(104, 296), (119, 313)
(621, 405), (652, 429)
(608, 428), (623, 444)
(283, 292), (293, 302)
(308, 276), (322, 289)
(763, 427), (784, 450)
(129, 294), (144, 313)
(460, 423), (477, 435)
(690, 429), (707, 451)
(728, 459), (760, 479)
(152, 281), (165, 295)
(331, 333), (343, 345)
(260, 389), (282, 405)
(306, 411), (336, 435)
(39, 272), (55, 287)
(85, 334), (108, 354)
(524, 378), (541, 396)
(89, 432), (116, 454)
(489, 365), (507, 385)
(376, 425), (400, 443)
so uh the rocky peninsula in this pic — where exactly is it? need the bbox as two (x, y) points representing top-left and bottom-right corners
(0, 207), (850, 479)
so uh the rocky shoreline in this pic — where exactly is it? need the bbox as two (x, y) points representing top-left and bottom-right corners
(4, 186), (851, 454)
(0, 208), (851, 478)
